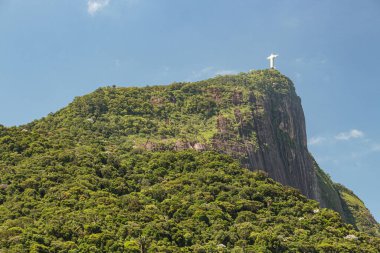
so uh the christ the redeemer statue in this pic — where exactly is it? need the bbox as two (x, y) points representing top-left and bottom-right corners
(267, 53), (278, 69)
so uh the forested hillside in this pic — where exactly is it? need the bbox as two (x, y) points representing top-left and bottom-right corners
(0, 70), (379, 252)
(0, 149), (379, 252)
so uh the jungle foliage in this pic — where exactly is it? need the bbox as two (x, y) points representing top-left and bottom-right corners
(0, 70), (379, 252)
(1, 149), (379, 252)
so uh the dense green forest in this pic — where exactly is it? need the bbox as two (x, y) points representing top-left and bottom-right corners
(0, 70), (379, 252)
(1, 149), (379, 252)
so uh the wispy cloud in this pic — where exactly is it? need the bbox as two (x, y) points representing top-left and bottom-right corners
(215, 70), (237, 76)
(188, 66), (238, 81)
(308, 136), (326, 146)
(309, 129), (365, 145)
(335, 129), (364, 141)
(87, 0), (111, 15)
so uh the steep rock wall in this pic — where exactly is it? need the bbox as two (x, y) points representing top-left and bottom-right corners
(209, 85), (344, 215)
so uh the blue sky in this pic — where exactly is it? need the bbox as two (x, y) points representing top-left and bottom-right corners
(1, 0), (380, 220)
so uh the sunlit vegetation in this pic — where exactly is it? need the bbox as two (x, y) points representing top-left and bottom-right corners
(0, 70), (379, 252)
(1, 150), (379, 252)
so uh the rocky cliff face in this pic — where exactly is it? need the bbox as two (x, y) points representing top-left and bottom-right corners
(237, 88), (320, 201)
(204, 74), (344, 215)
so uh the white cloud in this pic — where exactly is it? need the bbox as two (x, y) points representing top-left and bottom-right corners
(215, 70), (238, 76)
(188, 67), (238, 81)
(308, 136), (326, 146)
(335, 129), (364, 141)
(294, 54), (328, 68)
(88, 0), (111, 15)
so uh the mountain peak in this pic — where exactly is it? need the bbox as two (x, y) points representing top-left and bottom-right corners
(35, 70), (374, 235)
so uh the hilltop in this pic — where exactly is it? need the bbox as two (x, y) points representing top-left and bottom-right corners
(0, 69), (379, 252)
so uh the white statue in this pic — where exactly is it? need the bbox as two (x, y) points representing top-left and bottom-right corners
(267, 53), (278, 69)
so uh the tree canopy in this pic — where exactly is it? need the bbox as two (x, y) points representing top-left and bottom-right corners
(0, 70), (379, 252)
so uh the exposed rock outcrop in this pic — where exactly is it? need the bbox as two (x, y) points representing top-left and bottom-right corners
(205, 75), (345, 215)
